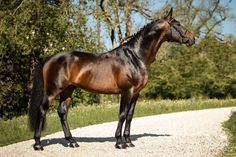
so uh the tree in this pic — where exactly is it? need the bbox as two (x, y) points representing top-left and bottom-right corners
(143, 35), (236, 99)
(99, 0), (152, 48)
(142, 0), (235, 99)
(154, 0), (232, 39)
(0, 0), (99, 119)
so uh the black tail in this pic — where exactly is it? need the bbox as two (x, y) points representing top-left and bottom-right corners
(28, 60), (45, 131)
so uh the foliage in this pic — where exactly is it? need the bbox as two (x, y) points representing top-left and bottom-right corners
(0, 0), (100, 120)
(143, 36), (236, 99)
(72, 89), (100, 106)
(220, 111), (236, 157)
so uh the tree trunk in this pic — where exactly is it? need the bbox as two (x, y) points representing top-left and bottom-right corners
(125, 1), (132, 38)
(96, 0), (101, 47)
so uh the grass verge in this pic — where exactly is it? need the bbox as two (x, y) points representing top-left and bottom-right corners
(219, 111), (236, 157)
(0, 99), (235, 147)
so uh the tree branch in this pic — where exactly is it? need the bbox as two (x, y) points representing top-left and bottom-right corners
(13, 0), (25, 15)
(100, 0), (116, 48)
(99, 0), (105, 11)
(205, 16), (226, 36)
(112, 1), (123, 43)
(195, 0), (220, 33)
(132, 4), (152, 20)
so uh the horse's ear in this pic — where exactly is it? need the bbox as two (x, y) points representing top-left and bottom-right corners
(164, 8), (173, 21)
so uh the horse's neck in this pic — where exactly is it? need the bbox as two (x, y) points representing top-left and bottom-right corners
(135, 33), (165, 68)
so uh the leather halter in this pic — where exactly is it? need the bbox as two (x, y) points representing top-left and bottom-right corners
(168, 18), (188, 42)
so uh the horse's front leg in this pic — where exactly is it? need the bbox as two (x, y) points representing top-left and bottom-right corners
(123, 94), (139, 147)
(115, 92), (132, 149)
(58, 96), (79, 148)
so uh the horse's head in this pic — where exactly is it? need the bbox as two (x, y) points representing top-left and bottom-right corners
(126, 8), (195, 66)
(164, 8), (195, 46)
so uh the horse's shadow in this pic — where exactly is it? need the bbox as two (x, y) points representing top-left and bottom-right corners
(40, 133), (171, 148)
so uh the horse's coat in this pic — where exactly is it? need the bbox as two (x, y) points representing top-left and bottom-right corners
(29, 8), (195, 150)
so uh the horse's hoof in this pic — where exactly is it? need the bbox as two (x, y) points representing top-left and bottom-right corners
(69, 142), (79, 148)
(66, 137), (79, 148)
(115, 143), (127, 149)
(33, 144), (44, 151)
(126, 142), (135, 147)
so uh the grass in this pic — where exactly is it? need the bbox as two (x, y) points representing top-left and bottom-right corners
(219, 111), (236, 157)
(0, 99), (235, 147)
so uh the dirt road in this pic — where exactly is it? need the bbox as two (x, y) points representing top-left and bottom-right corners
(0, 107), (235, 157)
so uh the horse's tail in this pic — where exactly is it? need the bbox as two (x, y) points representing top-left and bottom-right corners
(28, 58), (46, 131)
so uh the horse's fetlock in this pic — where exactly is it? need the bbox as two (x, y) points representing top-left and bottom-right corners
(124, 131), (130, 137)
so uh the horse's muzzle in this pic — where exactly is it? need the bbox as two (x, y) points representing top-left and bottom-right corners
(186, 37), (195, 47)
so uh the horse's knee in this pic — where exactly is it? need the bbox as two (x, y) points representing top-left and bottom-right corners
(57, 100), (70, 120)
(58, 105), (67, 117)
(119, 113), (126, 123)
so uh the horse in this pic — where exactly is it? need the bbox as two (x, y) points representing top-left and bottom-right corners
(28, 8), (195, 150)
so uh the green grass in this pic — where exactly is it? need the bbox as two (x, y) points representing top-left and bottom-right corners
(219, 111), (236, 157)
(0, 99), (235, 147)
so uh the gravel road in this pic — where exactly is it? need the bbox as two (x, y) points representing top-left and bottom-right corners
(0, 107), (235, 157)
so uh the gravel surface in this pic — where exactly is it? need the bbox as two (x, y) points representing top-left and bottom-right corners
(0, 107), (235, 157)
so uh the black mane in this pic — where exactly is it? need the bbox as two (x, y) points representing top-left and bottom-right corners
(121, 19), (160, 47)
(108, 19), (160, 52)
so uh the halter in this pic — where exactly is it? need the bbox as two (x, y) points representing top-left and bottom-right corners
(168, 18), (188, 41)
(168, 18), (175, 24)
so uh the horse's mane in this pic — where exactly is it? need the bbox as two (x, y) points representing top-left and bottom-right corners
(107, 19), (160, 52)
(121, 19), (160, 47)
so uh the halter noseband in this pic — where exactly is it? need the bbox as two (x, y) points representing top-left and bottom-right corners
(168, 18), (188, 42)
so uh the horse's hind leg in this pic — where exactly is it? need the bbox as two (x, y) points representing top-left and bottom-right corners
(33, 96), (50, 150)
(58, 85), (79, 147)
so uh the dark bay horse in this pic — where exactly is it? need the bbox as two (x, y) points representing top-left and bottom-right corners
(29, 8), (194, 150)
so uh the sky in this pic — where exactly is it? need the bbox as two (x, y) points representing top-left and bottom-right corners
(221, 0), (236, 37)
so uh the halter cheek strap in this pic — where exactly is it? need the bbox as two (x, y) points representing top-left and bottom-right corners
(168, 18), (174, 24)
(168, 19), (189, 42)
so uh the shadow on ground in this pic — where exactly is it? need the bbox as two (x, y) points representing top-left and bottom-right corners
(40, 133), (171, 148)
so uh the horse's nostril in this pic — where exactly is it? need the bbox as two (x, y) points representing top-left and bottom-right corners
(186, 38), (195, 46)
(189, 38), (195, 46)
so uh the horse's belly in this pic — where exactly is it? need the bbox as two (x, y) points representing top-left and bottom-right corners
(70, 61), (121, 94)
(73, 72), (120, 94)
(78, 79), (120, 94)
